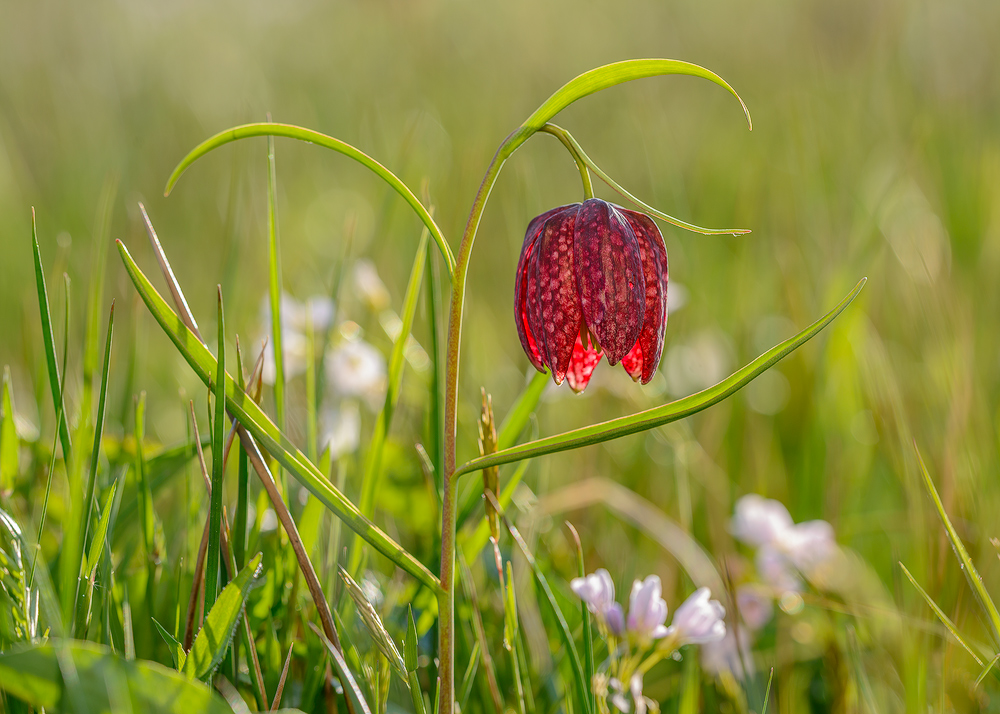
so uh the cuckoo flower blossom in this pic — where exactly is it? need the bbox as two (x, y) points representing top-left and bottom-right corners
(626, 576), (670, 644)
(571, 568), (625, 635)
(665, 587), (726, 645)
(515, 199), (669, 393)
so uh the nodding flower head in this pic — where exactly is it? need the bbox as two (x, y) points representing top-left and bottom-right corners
(514, 199), (669, 393)
(665, 587), (726, 645)
(626, 575), (670, 644)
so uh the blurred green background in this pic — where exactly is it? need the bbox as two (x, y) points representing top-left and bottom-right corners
(2, 0), (1000, 704)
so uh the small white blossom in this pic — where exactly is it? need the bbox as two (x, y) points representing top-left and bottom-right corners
(730, 494), (793, 548)
(325, 338), (387, 408)
(260, 293), (336, 384)
(320, 402), (361, 459)
(665, 587), (726, 645)
(627, 576), (669, 643)
(756, 545), (803, 594)
(608, 674), (651, 714)
(736, 584), (774, 631)
(782, 520), (838, 575)
(571, 569), (625, 635)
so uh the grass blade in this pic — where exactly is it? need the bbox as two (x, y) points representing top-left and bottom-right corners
(134, 393), (155, 561)
(117, 239), (439, 592)
(183, 553), (263, 681)
(975, 652), (1000, 688)
(914, 446), (1000, 642)
(164, 123), (455, 278)
(457, 555), (504, 714)
(153, 616), (187, 670)
(566, 522), (595, 714)
(456, 278), (865, 477)
(80, 302), (114, 579)
(264, 127), (287, 467)
(310, 622), (374, 714)
(358, 225), (430, 519)
(30, 208), (72, 463)
(493, 492), (591, 714)
(85, 480), (118, 580)
(0, 366), (18, 494)
(205, 287), (227, 610)
(426, 235), (445, 496)
(460, 458), (532, 561)
(899, 562), (983, 665)
(234, 338), (249, 572)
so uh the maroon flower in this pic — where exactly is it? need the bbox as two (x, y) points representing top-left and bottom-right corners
(515, 198), (669, 393)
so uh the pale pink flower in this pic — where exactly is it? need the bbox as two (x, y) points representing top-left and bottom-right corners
(665, 587), (726, 645)
(626, 576), (669, 643)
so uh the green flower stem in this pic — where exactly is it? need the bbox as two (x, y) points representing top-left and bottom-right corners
(440, 125), (534, 714)
(538, 124), (594, 199)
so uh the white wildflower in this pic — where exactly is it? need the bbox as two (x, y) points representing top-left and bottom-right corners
(730, 494), (793, 548)
(626, 576), (669, 643)
(320, 401), (361, 459)
(325, 338), (387, 408)
(571, 569), (625, 635)
(665, 587), (726, 645)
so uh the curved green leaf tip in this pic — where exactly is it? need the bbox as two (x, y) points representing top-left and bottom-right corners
(162, 122), (455, 278)
(522, 58), (752, 134)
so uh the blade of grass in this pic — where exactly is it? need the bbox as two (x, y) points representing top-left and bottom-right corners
(762, 667), (774, 714)
(81, 302), (114, 563)
(164, 123), (455, 278)
(490, 491), (591, 714)
(81, 175), (118, 422)
(117, 239), (439, 591)
(134, 393), (155, 562)
(205, 287), (228, 611)
(457, 278), (866, 477)
(975, 652), (1000, 688)
(28, 368), (67, 592)
(75, 478), (119, 637)
(915, 446), (1000, 642)
(310, 622), (374, 714)
(460, 458), (531, 562)
(31, 208), (72, 464)
(899, 563), (985, 665)
(270, 641), (294, 711)
(426, 234), (445, 497)
(1, 367), (19, 494)
(359, 224), (430, 516)
(457, 554), (503, 714)
(234, 338), (249, 573)
(264, 126), (287, 491)
(565, 522), (594, 714)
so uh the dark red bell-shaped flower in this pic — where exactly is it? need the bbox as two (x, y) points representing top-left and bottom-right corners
(515, 198), (669, 393)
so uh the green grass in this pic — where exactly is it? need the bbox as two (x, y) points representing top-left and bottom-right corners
(3, 1), (1000, 712)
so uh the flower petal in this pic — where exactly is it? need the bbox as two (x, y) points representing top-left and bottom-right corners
(515, 224), (545, 372)
(566, 334), (603, 393)
(573, 200), (645, 365)
(533, 207), (584, 384)
(620, 209), (668, 383)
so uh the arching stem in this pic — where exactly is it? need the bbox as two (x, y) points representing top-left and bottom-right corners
(539, 123), (595, 200)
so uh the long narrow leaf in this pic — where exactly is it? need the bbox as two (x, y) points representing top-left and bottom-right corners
(0, 366), (18, 493)
(117, 240), (439, 592)
(205, 288), (227, 610)
(359, 226), (430, 518)
(183, 553), (263, 681)
(502, 504), (591, 714)
(86, 480), (118, 580)
(521, 59), (751, 134)
(915, 448), (1000, 642)
(31, 209), (72, 463)
(311, 622), (374, 714)
(456, 278), (865, 477)
(81, 302), (114, 565)
(899, 562), (983, 665)
(164, 123), (455, 278)
(265, 128), (287, 454)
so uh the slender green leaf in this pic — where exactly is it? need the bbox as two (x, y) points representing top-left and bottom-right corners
(134, 392), (155, 558)
(81, 175), (118, 420)
(265, 127), (287, 463)
(164, 123), (455, 278)
(153, 617), (187, 670)
(899, 562), (983, 665)
(81, 302), (114, 560)
(86, 480), (118, 580)
(503, 509), (591, 714)
(234, 338), (249, 572)
(426, 236), (445, 496)
(762, 667), (774, 714)
(914, 446), (1000, 641)
(31, 208), (72, 463)
(205, 288), (227, 610)
(311, 622), (374, 714)
(566, 522), (595, 714)
(541, 123), (750, 236)
(0, 640), (231, 714)
(183, 553), (263, 681)
(359, 226), (430, 518)
(404, 606), (418, 673)
(0, 366), (18, 493)
(456, 278), (865, 477)
(497, 370), (548, 451)
(976, 652), (1000, 688)
(521, 59), (751, 134)
(117, 240), (439, 592)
